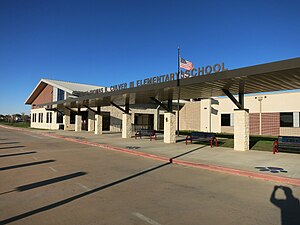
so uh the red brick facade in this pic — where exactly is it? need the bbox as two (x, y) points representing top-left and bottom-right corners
(32, 85), (53, 109)
(261, 113), (280, 136)
(250, 113), (280, 136)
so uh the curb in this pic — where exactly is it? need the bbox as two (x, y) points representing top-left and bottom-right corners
(1, 125), (300, 186)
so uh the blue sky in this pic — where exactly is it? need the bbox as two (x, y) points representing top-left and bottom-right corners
(0, 0), (300, 114)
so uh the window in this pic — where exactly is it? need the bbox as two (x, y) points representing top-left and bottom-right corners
(221, 114), (231, 126)
(57, 89), (65, 101)
(57, 113), (63, 123)
(70, 111), (75, 124)
(46, 112), (52, 123)
(38, 113), (43, 123)
(280, 112), (293, 127)
(32, 113), (36, 122)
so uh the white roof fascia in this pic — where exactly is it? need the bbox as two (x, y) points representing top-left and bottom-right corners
(24, 80), (45, 104)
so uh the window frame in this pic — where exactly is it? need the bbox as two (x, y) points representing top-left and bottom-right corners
(280, 112), (293, 127)
(221, 114), (231, 126)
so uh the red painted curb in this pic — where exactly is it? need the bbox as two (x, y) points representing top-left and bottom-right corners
(172, 159), (300, 186)
(41, 132), (169, 163)
(1, 125), (300, 186)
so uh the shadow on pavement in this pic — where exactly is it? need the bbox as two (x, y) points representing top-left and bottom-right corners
(0, 146), (25, 150)
(0, 146), (205, 224)
(0, 160), (55, 171)
(0, 151), (37, 158)
(170, 146), (206, 162)
(17, 171), (87, 191)
(0, 162), (171, 224)
(0, 171), (87, 195)
(270, 185), (300, 225)
(0, 142), (20, 145)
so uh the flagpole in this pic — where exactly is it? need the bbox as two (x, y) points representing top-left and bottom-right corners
(177, 46), (180, 136)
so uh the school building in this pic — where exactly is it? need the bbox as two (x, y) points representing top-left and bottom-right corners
(25, 57), (300, 151)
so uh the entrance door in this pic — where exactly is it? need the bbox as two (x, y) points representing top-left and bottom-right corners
(81, 111), (88, 131)
(102, 112), (110, 131)
(159, 115), (164, 130)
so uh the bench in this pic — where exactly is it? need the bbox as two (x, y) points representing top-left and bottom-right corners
(273, 136), (300, 154)
(135, 129), (157, 141)
(186, 132), (218, 147)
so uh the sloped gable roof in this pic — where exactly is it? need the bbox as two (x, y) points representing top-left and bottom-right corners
(25, 78), (104, 105)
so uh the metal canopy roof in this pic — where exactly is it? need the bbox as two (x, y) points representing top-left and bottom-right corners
(40, 57), (300, 109)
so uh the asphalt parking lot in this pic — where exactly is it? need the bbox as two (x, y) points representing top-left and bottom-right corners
(0, 127), (299, 225)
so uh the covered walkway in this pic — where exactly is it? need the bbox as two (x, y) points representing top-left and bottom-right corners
(39, 57), (300, 151)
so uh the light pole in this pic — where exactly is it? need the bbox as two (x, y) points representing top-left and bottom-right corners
(255, 96), (266, 135)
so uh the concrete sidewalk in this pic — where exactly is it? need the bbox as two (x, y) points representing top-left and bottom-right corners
(33, 129), (300, 181)
(1, 125), (299, 183)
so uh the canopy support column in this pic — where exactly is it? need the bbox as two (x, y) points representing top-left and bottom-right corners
(63, 108), (71, 131)
(75, 108), (82, 132)
(234, 109), (249, 151)
(83, 105), (97, 132)
(222, 88), (249, 151)
(164, 112), (176, 143)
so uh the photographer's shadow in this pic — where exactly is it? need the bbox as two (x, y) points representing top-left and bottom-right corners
(270, 185), (300, 225)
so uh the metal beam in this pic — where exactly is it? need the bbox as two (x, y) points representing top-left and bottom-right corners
(150, 97), (172, 112)
(239, 82), (245, 109)
(238, 92), (244, 109)
(110, 102), (129, 114)
(83, 105), (99, 114)
(125, 97), (129, 114)
(168, 99), (173, 112)
(222, 89), (243, 109)
(65, 107), (78, 115)
(47, 108), (65, 116)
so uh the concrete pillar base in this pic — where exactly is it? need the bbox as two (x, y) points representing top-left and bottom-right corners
(75, 115), (82, 132)
(234, 109), (249, 151)
(122, 113), (132, 138)
(63, 109), (71, 131)
(164, 112), (176, 143)
(94, 114), (103, 135)
(88, 111), (95, 132)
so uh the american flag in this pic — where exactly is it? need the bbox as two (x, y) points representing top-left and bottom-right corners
(180, 58), (194, 70)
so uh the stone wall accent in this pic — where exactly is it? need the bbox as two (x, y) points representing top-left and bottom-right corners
(122, 113), (132, 138)
(63, 109), (73, 131)
(75, 115), (82, 132)
(95, 114), (103, 135)
(88, 110), (95, 132)
(179, 102), (201, 131)
(234, 109), (249, 151)
(164, 112), (176, 143)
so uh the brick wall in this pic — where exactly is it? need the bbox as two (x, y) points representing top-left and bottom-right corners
(32, 85), (53, 109)
(250, 113), (260, 135)
(249, 112), (280, 136)
(261, 113), (280, 136)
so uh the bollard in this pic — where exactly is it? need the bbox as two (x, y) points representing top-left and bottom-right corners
(273, 139), (278, 154)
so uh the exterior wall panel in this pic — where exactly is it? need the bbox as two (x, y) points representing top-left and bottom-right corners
(32, 85), (53, 109)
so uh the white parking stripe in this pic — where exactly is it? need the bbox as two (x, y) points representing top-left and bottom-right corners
(48, 166), (58, 172)
(132, 212), (162, 225)
(22, 133), (45, 139)
(76, 183), (91, 191)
